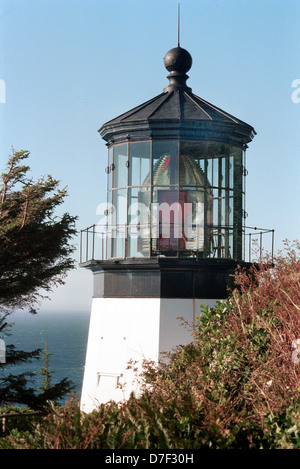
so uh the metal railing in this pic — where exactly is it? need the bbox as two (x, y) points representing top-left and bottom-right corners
(80, 223), (274, 264)
(0, 411), (44, 433)
(244, 226), (275, 263)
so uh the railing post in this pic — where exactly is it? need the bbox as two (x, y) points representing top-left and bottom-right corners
(125, 224), (128, 259)
(249, 232), (251, 263)
(260, 231), (263, 259)
(92, 224), (95, 261)
(80, 230), (82, 264)
(86, 228), (89, 264)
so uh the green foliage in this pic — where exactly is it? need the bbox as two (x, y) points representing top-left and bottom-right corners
(0, 149), (77, 309)
(37, 341), (55, 392)
(0, 241), (299, 448)
(0, 406), (44, 437)
(0, 149), (77, 409)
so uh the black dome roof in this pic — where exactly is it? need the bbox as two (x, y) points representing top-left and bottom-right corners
(99, 46), (256, 147)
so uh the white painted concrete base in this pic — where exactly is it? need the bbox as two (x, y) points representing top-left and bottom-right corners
(80, 297), (217, 413)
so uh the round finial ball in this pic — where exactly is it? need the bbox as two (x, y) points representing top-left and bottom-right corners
(164, 47), (192, 73)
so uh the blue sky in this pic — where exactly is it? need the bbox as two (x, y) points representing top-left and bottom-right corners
(1, 0), (299, 313)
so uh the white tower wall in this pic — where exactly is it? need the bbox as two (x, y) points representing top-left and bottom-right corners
(80, 297), (216, 413)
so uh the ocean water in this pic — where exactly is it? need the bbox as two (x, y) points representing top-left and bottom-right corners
(3, 310), (91, 404)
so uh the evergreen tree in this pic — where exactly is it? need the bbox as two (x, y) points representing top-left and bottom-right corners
(38, 340), (54, 393)
(0, 149), (77, 409)
(0, 149), (77, 309)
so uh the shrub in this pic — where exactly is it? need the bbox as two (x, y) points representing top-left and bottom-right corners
(135, 240), (300, 448)
(1, 240), (299, 449)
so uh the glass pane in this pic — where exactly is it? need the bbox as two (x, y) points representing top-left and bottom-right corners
(113, 144), (127, 188)
(180, 141), (225, 187)
(129, 142), (150, 186)
(104, 191), (113, 258)
(212, 158), (218, 187)
(108, 148), (113, 190)
(206, 159), (212, 187)
(211, 188), (217, 226)
(220, 157), (225, 187)
(199, 158), (205, 175)
(230, 147), (242, 193)
(107, 190), (112, 230)
(111, 228), (126, 258)
(128, 187), (150, 257)
(220, 189), (225, 224)
(229, 192), (234, 225)
(179, 141), (208, 187)
(152, 141), (179, 186)
(229, 155), (234, 189)
(112, 188), (127, 226)
(106, 234), (112, 259)
(157, 189), (181, 252)
(214, 156), (225, 189)
(184, 188), (205, 251)
(232, 147), (243, 224)
(111, 188), (126, 258)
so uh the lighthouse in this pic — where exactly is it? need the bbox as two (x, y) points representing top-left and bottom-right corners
(80, 45), (265, 413)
